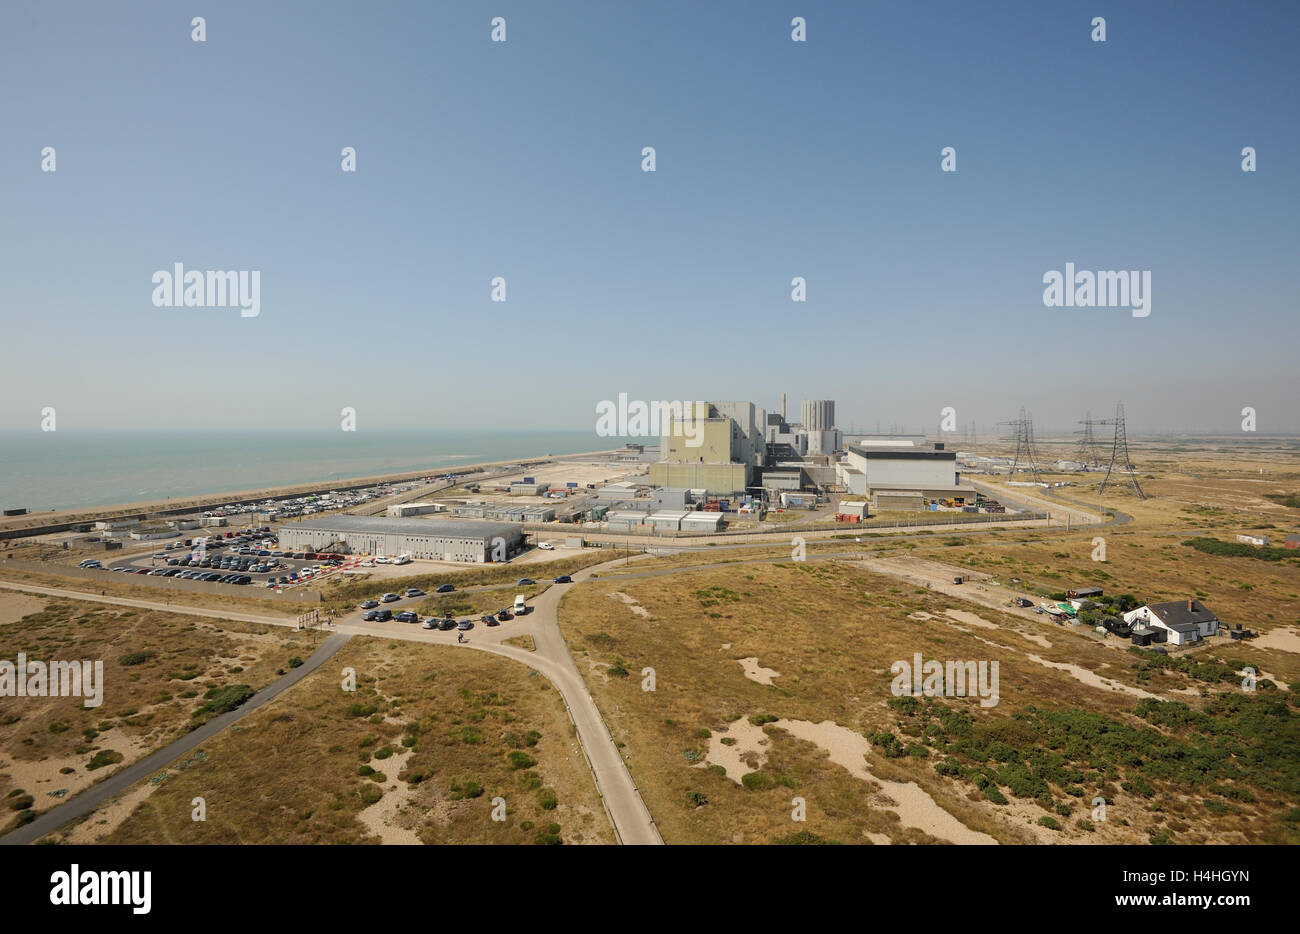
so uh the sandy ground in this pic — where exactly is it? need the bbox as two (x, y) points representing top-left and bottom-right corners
(702, 716), (998, 845)
(778, 718), (999, 845)
(0, 727), (150, 803)
(608, 591), (653, 618)
(0, 592), (45, 625)
(1024, 654), (1161, 699)
(62, 782), (159, 844)
(699, 718), (771, 782)
(356, 747), (423, 845)
(737, 657), (780, 685)
(944, 609), (998, 630)
(1252, 627), (1300, 654)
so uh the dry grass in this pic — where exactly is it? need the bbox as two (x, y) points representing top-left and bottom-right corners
(558, 560), (1299, 845)
(63, 639), (612, 845)
(0, 597), (316, 831)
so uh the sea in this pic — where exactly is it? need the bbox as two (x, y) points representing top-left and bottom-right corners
(0, 430), (611, 512)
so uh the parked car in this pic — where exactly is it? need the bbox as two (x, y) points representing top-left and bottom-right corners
(553, 575), (572, 584)
(404, 588), (425, 598)
(1014, 597), (1034, 608)
(516, 578), (535, 586)
(380, 593), (401, 603)
(483, 615), (500, 627)
(538, 542), (554, 550)
(437, 618), (457, 631)
(421, 618), (438, 630)
(395, 611), (418, 623)
(435, 584), (455, 594)
(374, 609), (393, 622)
(359, 600), (379, 609)
(456, 619), (472, 631)
(514, 595), (527, 615)
(362, 610), (379, 621)
(497, 609), (513, 621)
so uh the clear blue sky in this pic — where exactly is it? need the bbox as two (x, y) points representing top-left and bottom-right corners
(2, 0), (1297, 434)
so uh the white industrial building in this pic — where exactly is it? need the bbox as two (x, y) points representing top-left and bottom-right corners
(278, 515), (524, 563)
(835, 442), (975, 508)
(387, 502), (446, 518)
(681, 512), (725, 532)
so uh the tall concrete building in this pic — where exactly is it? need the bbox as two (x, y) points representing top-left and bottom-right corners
(800, 400), (840, 455)
(801, 399), (835, 432)
(650, 400), (766, 494)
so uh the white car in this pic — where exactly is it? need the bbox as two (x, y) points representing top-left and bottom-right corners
(538, 541), (554, 550)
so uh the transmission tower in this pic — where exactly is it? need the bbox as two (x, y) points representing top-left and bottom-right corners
(1074, 412), (1103, 467)
(1097, 403), (1145, 499)
(998, 408), (1043, 482)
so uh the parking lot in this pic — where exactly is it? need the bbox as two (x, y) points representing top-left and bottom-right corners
(82, 528), (356, 589)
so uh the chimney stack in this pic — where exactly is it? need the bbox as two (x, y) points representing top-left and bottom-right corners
(1188, 598), (1194, 611)
(781, 393), (786, 422)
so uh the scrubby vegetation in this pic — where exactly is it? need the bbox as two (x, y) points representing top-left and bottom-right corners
(1183, 537), (1298, 563)
(888, 692), (1300, 843)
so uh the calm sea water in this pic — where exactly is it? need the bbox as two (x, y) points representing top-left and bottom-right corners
(0, 430), (609, 512)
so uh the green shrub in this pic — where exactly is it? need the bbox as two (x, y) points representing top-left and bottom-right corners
(741, 772), (776, 792)
(450, 780), (484, 800)
(117, 651), (157, 666)
(508, 751), (536, 770)
(1037, 816), (1061, 830)
(86, 750), (124, 771)
(539, 788), (558, 810)
(358, 784), (382, 806)
(191, 684), (253, 720)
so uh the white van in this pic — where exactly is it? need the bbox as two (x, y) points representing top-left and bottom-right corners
(513, 595), (527, 615)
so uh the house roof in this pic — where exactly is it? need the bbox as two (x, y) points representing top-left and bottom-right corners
(1148, 600), (1218, 629)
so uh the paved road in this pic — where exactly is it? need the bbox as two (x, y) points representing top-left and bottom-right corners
(0, 631), (353, 846)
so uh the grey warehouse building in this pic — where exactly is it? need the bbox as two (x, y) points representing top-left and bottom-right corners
(278, 515), (525, 563)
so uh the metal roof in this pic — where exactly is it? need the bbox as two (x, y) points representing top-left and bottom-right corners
(848, 445), (956, 460)
(283, 514), (522, 542)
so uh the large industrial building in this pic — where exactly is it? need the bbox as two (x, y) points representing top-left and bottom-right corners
(835, 442), (977, 507)
(649, 401), (767, 495)
(278, 515), (525, 563)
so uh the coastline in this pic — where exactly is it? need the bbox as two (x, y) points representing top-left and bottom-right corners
(0, 448), (628, 536)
